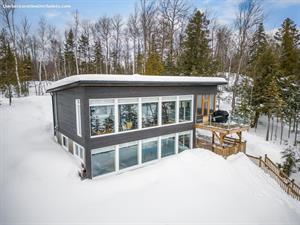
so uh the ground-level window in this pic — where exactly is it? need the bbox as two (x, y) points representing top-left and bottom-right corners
(73, 142), (85, 161)
(142, 102), (158, 128)
(162, 101), (176, 125)
(142, 138), (158, 163)
(161, 135), (176, 157)
(62, 134), (68, 150)
(119, 99), (138, 132)
(92, 147), (115, 177)
(90, 99), (115, 136)
(178, 132), (191, 153)
(119, 142), (138, 170)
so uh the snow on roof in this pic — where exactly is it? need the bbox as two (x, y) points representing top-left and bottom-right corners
(46, 74), (227, 91)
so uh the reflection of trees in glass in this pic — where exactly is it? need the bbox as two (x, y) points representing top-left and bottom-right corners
(179, 100), (191, 122)
(178, 134), (190, 153)
(119, 104), (138, 131)
(90, 105), (114, 136)
(162, 101), (176, 124)
(142, 102), (158, 128)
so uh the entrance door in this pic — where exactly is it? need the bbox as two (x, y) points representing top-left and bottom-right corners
(196, 95), (215, 123)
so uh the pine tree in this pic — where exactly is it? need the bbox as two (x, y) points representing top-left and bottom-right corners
(178, 10), (215, 76)
(78, 33), (89, 73)
(64, 29), (76, 76)
(0, 31), (16, 105)
(145, 36), (164, 75)
(281, 145), (300, 176)
(275, 18), (300, 134)
(93, 40), (104, 74)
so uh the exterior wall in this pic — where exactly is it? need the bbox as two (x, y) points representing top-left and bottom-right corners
(52, 84), (218, 178)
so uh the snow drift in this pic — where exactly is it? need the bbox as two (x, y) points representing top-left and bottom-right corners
(1, 95), (300, 224)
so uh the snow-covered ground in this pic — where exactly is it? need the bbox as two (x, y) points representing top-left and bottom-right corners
(1, 95), (300, 224)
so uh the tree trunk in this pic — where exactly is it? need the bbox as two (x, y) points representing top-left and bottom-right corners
(266, 114), (271, 141)
(294, 119), (298, 146)
(288, 117), (291, 138)
(12, 50), (21, 96)
(280, 118), (284, 145)
(271, 116), (274, 141)
(275, 116), (279, 141)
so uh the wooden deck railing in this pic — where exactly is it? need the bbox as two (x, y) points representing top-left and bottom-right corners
(246, 153), (300, 201)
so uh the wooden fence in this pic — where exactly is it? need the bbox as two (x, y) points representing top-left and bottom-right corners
(246, 153), (300, 201)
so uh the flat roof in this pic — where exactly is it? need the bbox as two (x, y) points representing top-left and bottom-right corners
(46, 74), (227, 92)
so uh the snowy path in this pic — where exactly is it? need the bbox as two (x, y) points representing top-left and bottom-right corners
(1, 95), (300, 224)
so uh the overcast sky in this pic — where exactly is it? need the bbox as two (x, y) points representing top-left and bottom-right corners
(12, 0), (300, 34)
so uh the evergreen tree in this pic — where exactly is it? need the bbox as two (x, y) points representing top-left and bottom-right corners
(145, 36), (164, 75)
(64, 29), (76, 76)
(78, 33), (89, 73)
(178, 10), (215, 76)
(275, 18), (300, 132)
(93, 40), (104, 74)
(281, 145), (300, 176)
(0, 31), (16, 105)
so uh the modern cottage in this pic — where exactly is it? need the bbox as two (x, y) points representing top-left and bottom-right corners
(46, 74), (228, 179)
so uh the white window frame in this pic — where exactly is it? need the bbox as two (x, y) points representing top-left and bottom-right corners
(141, 137), (159, 164)
(91, 130), (194, 179)
(75, 99), (82, 137)
(89, 98), (116, 138)
(73, 142), (85, 162)
(117, 98), (139, 134)
(141, 97), (159, 129)
(178, 130), (193, 151)
(61, 134), (69, 151)
(178, 95), (194, 123)
(89, 95), (194, 138)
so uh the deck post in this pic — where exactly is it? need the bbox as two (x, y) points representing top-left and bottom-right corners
(259, 156), (262, 167)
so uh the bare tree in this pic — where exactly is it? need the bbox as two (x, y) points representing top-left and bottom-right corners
(111, 15), (123, 73)
(159, 0), (189, 63)
(18, 17), (31, 59)
(231, 0), (263, 112)
(128, 5), (140, 73)
(0, 0), (21, 95)
(72, 10), (80, 74)
(140, 0), (157, 73)
(96, 16), (111, 74)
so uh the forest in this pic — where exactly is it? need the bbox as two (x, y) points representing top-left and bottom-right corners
(0, 0), (299, 173)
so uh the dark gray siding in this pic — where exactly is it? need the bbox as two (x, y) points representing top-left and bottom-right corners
(85, 85), (216, 99)
(56, 87), (85, 147)
(53, 84), (218, 178)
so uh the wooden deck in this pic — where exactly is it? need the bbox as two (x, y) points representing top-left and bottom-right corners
(195, 122), (249, 157)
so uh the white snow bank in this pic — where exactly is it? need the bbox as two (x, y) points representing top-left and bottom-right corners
(1, 95), (300, 224)
(46, 74), (227, 91)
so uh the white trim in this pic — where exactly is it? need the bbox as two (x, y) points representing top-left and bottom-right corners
(175, 133), (179, 154)
(138, 141), (142, 165)
(114, 99), (118, 133)
(75, 99), (82, 137)
(89, 95), (195, 138)
(138, 98), (142, 129)
(61, 134), (69, 151)
(92, 145), (115, 155)
(73, 142), (85, 162)
(176, 96), (179, 123)
(90, 130), (193, 179)
(89, 98), (114, 106)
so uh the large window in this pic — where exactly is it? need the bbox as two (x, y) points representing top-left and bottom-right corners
(119, 98), (138, 132)
(90, 99), (115, 136)
(142, 139), (158, 163)
(179, 100), (191, 122)
(161, 135), (175, 157)
(119, 142), (138, 170)
(142, 101), (158, 128)
(92, 147), (115, 177)
(178, 132), (191, 153)
(162, 98), (176, 125)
